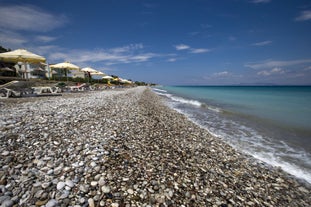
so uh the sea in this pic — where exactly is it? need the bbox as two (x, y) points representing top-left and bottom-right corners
(152, 86), (311, 184)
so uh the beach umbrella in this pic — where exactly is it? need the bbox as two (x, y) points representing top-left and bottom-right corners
(90, 71), (105, 76)
(0, 49), (46, 79)
(50, 61), (80, 81)
(102, 75), (113, 79)
(90, 71), (106, 83)
(102, 75), (113, 85)
(81, 67), (98, 82)
(120, 78), (132, 84)
(81, 67), (98, 73)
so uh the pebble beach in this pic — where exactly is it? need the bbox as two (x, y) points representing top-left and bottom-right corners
(0, 87), (310, 207)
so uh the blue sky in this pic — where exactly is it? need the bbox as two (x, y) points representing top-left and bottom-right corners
(0, 0), (311, 85)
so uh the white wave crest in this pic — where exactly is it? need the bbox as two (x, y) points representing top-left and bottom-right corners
(152, 88), (167, 93)
(170, 96), (202, 107)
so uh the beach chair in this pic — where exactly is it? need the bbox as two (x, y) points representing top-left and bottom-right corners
(31, 86), (62, 96)
(0, 81), (21, 99)
(67, 83), (87, 92)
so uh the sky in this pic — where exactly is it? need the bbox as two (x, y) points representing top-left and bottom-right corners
(0, 0), (311, 85)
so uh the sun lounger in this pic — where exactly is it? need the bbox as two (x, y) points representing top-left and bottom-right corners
(31, 86), (62, 96)
(0, 81), (63, 98)
(0, 88), (21, 99)
(67, 83), (87, 92)
(0, 81), (21, 99)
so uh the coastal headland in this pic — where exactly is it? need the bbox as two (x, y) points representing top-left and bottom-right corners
(0, 87), (310, 206)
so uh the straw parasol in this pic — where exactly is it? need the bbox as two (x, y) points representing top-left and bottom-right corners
(0, 49), (46, 79)
(102, 75), (113, 85)
(90, 71), (106, 76)
(90, 71), (106, 83)
(81, 67), (98, 82)
(81, 67), (98, 73)
(50, 61), (80, 81)
(102, 75), (113, 79)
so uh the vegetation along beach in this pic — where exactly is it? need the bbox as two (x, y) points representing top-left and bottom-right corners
(1, 87), (310, 206)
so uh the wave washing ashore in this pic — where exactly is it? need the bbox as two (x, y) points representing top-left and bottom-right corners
(153, 86), (311, 185)
(0, 87), (311, 206)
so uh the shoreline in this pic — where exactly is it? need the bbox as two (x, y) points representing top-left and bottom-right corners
(0, 87), (310, 206)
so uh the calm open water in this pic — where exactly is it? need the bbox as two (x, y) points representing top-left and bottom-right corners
(153, 86), (311, 184)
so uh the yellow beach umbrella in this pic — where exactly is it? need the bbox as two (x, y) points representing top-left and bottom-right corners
(81, 67), (98, 82)
(90, 71), (106, 76)
(0, 49), (46, 79)
(0, 49), (46, 63)
(50, 61), (80, 81)
(81, 67), (98, 73)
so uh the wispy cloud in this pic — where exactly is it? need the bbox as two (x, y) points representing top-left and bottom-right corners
(190, 48), (211, 54)
(245, 59), (311, 70)
(295, 10), (311, 21)
(251, 40), (272, 46)
(0, 29), (27, 47)
(174, 44), (210, 54)
(257, 67), (285, 76)
(0, 5), (67, 32)
(35, 35), (58, 43)
(212, 71), (230, 77)
(47, 43), (160, 65)
(250, 0), (271, 3)
(110, 44), (144, 53)
(167, 58), (177, 62)
(175, 44), (191, 50)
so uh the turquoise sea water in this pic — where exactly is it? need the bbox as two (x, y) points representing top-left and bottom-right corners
(153, 86), (311, 184)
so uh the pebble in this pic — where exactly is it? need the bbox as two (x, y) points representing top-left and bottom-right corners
(65, 180), (74, 188)
(90, 181), (98, 187)
(45, 199), (58, 207)
(127, 189), (134, 194)
(101, 185), (111, 193)
(41, 182), (51, 189)
(88, 198), (95, 207)
(1, 199), (13, 207)
(57, 181), (66, 190)
(1, 151), (10, 156)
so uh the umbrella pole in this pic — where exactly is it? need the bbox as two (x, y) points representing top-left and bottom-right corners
(47, 63), (51, 80)
(24, 62), (27, 80)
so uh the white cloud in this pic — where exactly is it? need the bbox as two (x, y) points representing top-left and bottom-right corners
(174, 44), (211, 54)
(47, 43), (160, 65)
(167, 58), (177, 62)
(257, 67), (285, 76)
(190, 48), (211, 54)
(35, 35), (58, 43)
(295, 10), (311, 21)
(251, 40), (272, 46)
(250, 0), (271, 3)
(245, 59), (311, 70)
(213, 71), (230, 77)
(0, 5), (67, 32)
(111, 44), (144, 53)
(0, 29), (27, 48)
(175, 44), (190, 50)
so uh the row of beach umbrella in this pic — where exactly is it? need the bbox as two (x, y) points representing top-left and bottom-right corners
(0, 48), (127, 82)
